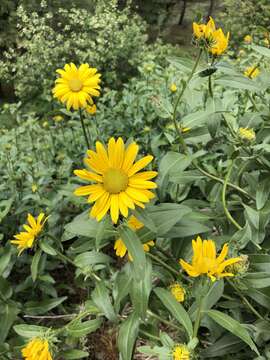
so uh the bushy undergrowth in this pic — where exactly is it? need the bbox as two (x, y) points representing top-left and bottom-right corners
(1, 14), (270, 360)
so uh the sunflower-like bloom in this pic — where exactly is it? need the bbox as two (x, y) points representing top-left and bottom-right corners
(52, 63), (101, 111)
(11, 213), (48, 254)
(193, 17), (229, 56)
(170, 283), (185, 303)
(244, 66), (260, 79)
(172, 344), (190, 360)
(238, 127), (256, 141)
(114, 215), (154, 260)
(244, 35), (252, 44)
(22, 338), (52, 360)
(180, 236), (241, 281)
(74, 138), (158, 223)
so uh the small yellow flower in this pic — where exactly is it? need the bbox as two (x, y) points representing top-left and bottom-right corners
(170, 283), (185, 303)
(42, 121), (49, 128)
(52, 63), (101, 111)
(238, 127), (256, 141)
(53, 115), (64, 122)
(180, 236), (241, 281)
(181, 127), (190, 133)
(31, 184), (38, 193)
(172, 344), (190, 360)
(244, 66), (260, 79)
(114, 215), (154, 261)
(11, 213), (48, 254)
(244, 35), (252, 44)
(22, 338), (52, 360)
(143, 126), (151, 132)
(170, 83), (177, 93)
(86, 104), (97, 115)
(74, 138), (158, 224)
(263, 38), (270, 46)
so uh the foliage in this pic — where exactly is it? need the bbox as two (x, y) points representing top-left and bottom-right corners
(1, 10), (270, 360)
(219, 0), (270, 49)
(0, 0), (147, 104)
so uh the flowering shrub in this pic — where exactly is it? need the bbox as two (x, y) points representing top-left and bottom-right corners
(1, 14), (270, 360)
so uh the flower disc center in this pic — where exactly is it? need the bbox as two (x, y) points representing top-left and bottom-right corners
(69, 78), (83, 92)
(103, 168), (128, 194)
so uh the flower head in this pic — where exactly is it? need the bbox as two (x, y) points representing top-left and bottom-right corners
(11, 213), (48, 254)
(52, 63), (101, 111)
(22, 338), (52, 360)
(244, 66), (260, 79)
(238, 127), (256, 141)
(170, 283), (185, 303)
(193, 17), (229, 56)
(86, 104), (97, 115)
(114, 216), (154, 260)
(172, 344), (190, 360)
(244, 35), (252, 44)
(170, 83), (177, 93)
(53, 115), (64, 122)
(180, 236), (241, 281)
(74, 138), (157, 223)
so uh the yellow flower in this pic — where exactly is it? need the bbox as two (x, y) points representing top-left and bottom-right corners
(172, 344), (190, 360)
(180, 236), (241, 281)
(264, 38), (270, 46)
(52, 63), (101, 111)
(181, 127), (190, 133)
(210, 28), (230, 56)
(193, 17), (229, 56)
(244, 35), (252, 44)
(74, 138), (157, 223)
(42, 121), (49, 128)
(22, 338), (52, 360)
(53, 115), (64, 122)
(238, 127), (256, 141)
(170, 283), (185, 303)
(170, 83), (177, 93)
(114, 216), (154, 260)
(244, 66), (260, 79)
(11, 213), (48, 254)
(86, 104), (97, 115)
(31, 184), (38, 193)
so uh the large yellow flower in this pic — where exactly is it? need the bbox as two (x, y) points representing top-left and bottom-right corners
(52, 63), (101, 111)
(74, 138), (157, 223)
(193, 17), (229, 56)
(172, 344), (190, 360)
(180, 236), (241, 281)
(22, 338), (52, 360)
(11, 213), (47, 254)
(114, 215), (154, 260)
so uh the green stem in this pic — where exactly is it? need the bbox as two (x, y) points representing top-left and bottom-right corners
(79, 109), (90, 149)
(146, 252), (179, 276)
(139, 329), (161, 342)
(147, 310), (183, 332)
(227, 279), (264, 320)
(193, 296), (203, 338)
(208, 75), (213, 98)
(222, 160), (243, 230)
(246, 91), (258, 112)
(172, 49), (202, 152)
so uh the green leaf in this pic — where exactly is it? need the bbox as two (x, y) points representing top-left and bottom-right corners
(113, 268), (132, 314)
(249, 254), (270, 272)
(244, 272), (270, 288)
(74, 251), (112, 268)
(67, 318), (102, 337)
(130, 258), (152, 319)
(60, 350), (89, 359)
(40, 239), (57, 256)
(256, 178), (270, 210)
(215, 76), (261, 92)
(0, 303), (19, 343)
(207, 310), (259, 355)
(31, 248), (42, 282)
(118, 225), (146, 280)
(24, 296), (67, 315)
(0, 246), (12, 276)
(0, 198), (14, 223)
(154, 287), (193, 340)
(92, 282), (117, 322)
(181, 110), (212, 128)
(244, 288), (270, 309)
(0, 277), (12, 300)
(251, 44), (270, 58)
(118, 312), (140, 360)
(201, 334), (245, 358)
(134, 208), (156, 234)
(13, 324), (48, 338)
